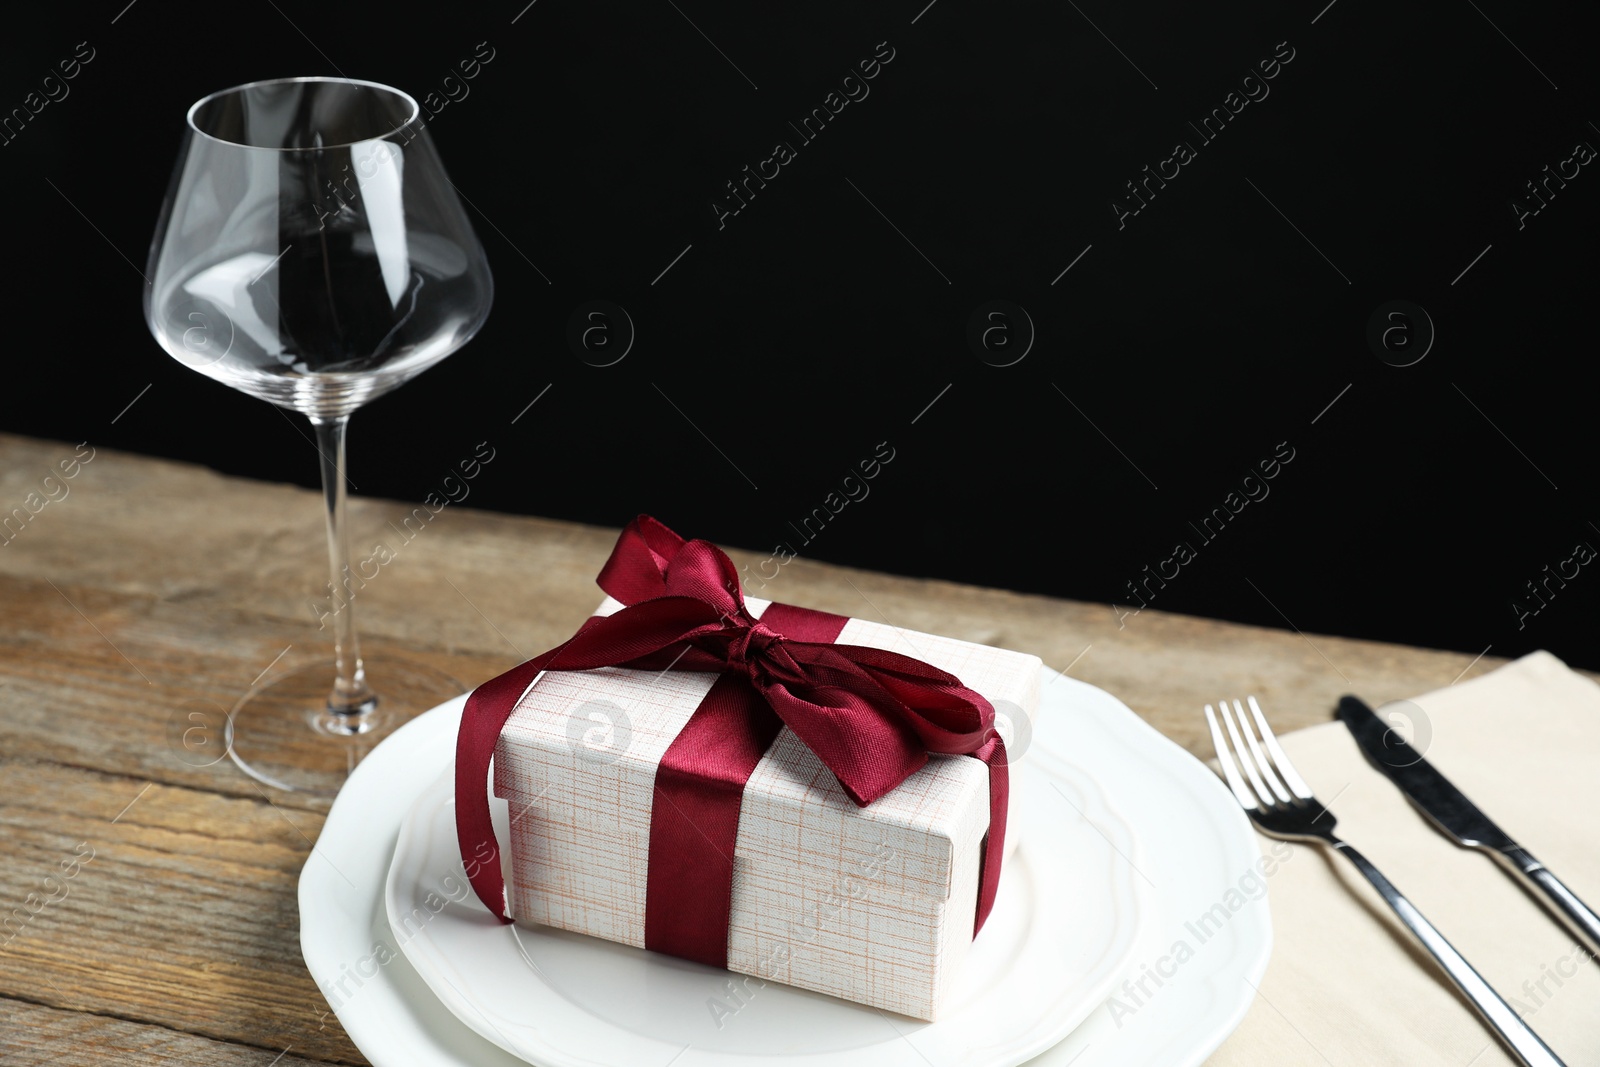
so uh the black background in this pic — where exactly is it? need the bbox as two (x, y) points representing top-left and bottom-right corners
(2, 0), (1596, 667)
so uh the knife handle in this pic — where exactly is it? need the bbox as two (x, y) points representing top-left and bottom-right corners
(1333, 840), (1566, 1067)
(1496, 846), (1600, 958)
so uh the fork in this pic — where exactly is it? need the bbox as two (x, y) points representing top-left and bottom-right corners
(1205, 696), (1565, 1067)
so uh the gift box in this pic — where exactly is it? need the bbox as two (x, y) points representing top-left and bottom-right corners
(456, 518), (1040, 1020)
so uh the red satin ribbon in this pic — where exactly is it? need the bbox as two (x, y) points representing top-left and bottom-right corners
(454, 516), (1009, 965)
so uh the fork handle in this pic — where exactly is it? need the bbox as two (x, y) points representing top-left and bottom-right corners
(1332, 840), (1566, 1067)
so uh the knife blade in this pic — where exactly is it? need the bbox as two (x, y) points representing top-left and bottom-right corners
(1337, 695), (1600, 957)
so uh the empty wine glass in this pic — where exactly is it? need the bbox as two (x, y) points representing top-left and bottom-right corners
(145, 77), (493, 796)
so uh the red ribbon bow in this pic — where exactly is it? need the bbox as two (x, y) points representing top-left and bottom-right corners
(455, 516), (1009, 962)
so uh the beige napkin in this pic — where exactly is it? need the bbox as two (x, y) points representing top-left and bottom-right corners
(1209, 651), (1600, 1066)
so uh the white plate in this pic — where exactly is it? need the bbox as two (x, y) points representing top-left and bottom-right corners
(386, 741), (1146, 1067)
(300, 668), (1270, 1067)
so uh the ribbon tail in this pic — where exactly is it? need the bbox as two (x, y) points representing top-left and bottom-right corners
(973, 734), (1009, 936)
(456, 656), (550, 922)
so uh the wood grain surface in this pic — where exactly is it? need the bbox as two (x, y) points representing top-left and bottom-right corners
(0, 432), (1551, 1063)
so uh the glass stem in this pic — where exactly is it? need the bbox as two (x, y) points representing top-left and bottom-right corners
(310, 414), (378, 724)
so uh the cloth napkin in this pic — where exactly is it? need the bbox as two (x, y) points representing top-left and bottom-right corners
(1210, 650), (1600, 1065)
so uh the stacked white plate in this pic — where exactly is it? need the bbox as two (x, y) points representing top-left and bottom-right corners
(299, 667), (1271, 1067)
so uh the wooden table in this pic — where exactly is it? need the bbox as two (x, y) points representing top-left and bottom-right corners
(0, 432), (1524, 1065)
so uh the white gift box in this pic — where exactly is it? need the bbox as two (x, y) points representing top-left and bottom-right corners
(492, 594), (1041, 1020)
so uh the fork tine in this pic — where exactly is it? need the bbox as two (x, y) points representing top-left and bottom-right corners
(1232, 699), (1292, 803)
(1219, 699), (1276, 808)
(1246, 695), (1313, 799)
(1205, 703), (1259, 810)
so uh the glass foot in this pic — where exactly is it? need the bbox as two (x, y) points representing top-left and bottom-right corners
(226, 652), (467, 798)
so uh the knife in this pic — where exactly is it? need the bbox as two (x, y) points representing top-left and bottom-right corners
(1337, 695), (1600, 957)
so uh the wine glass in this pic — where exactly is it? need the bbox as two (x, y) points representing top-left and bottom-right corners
(145, 77), (493, 796)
